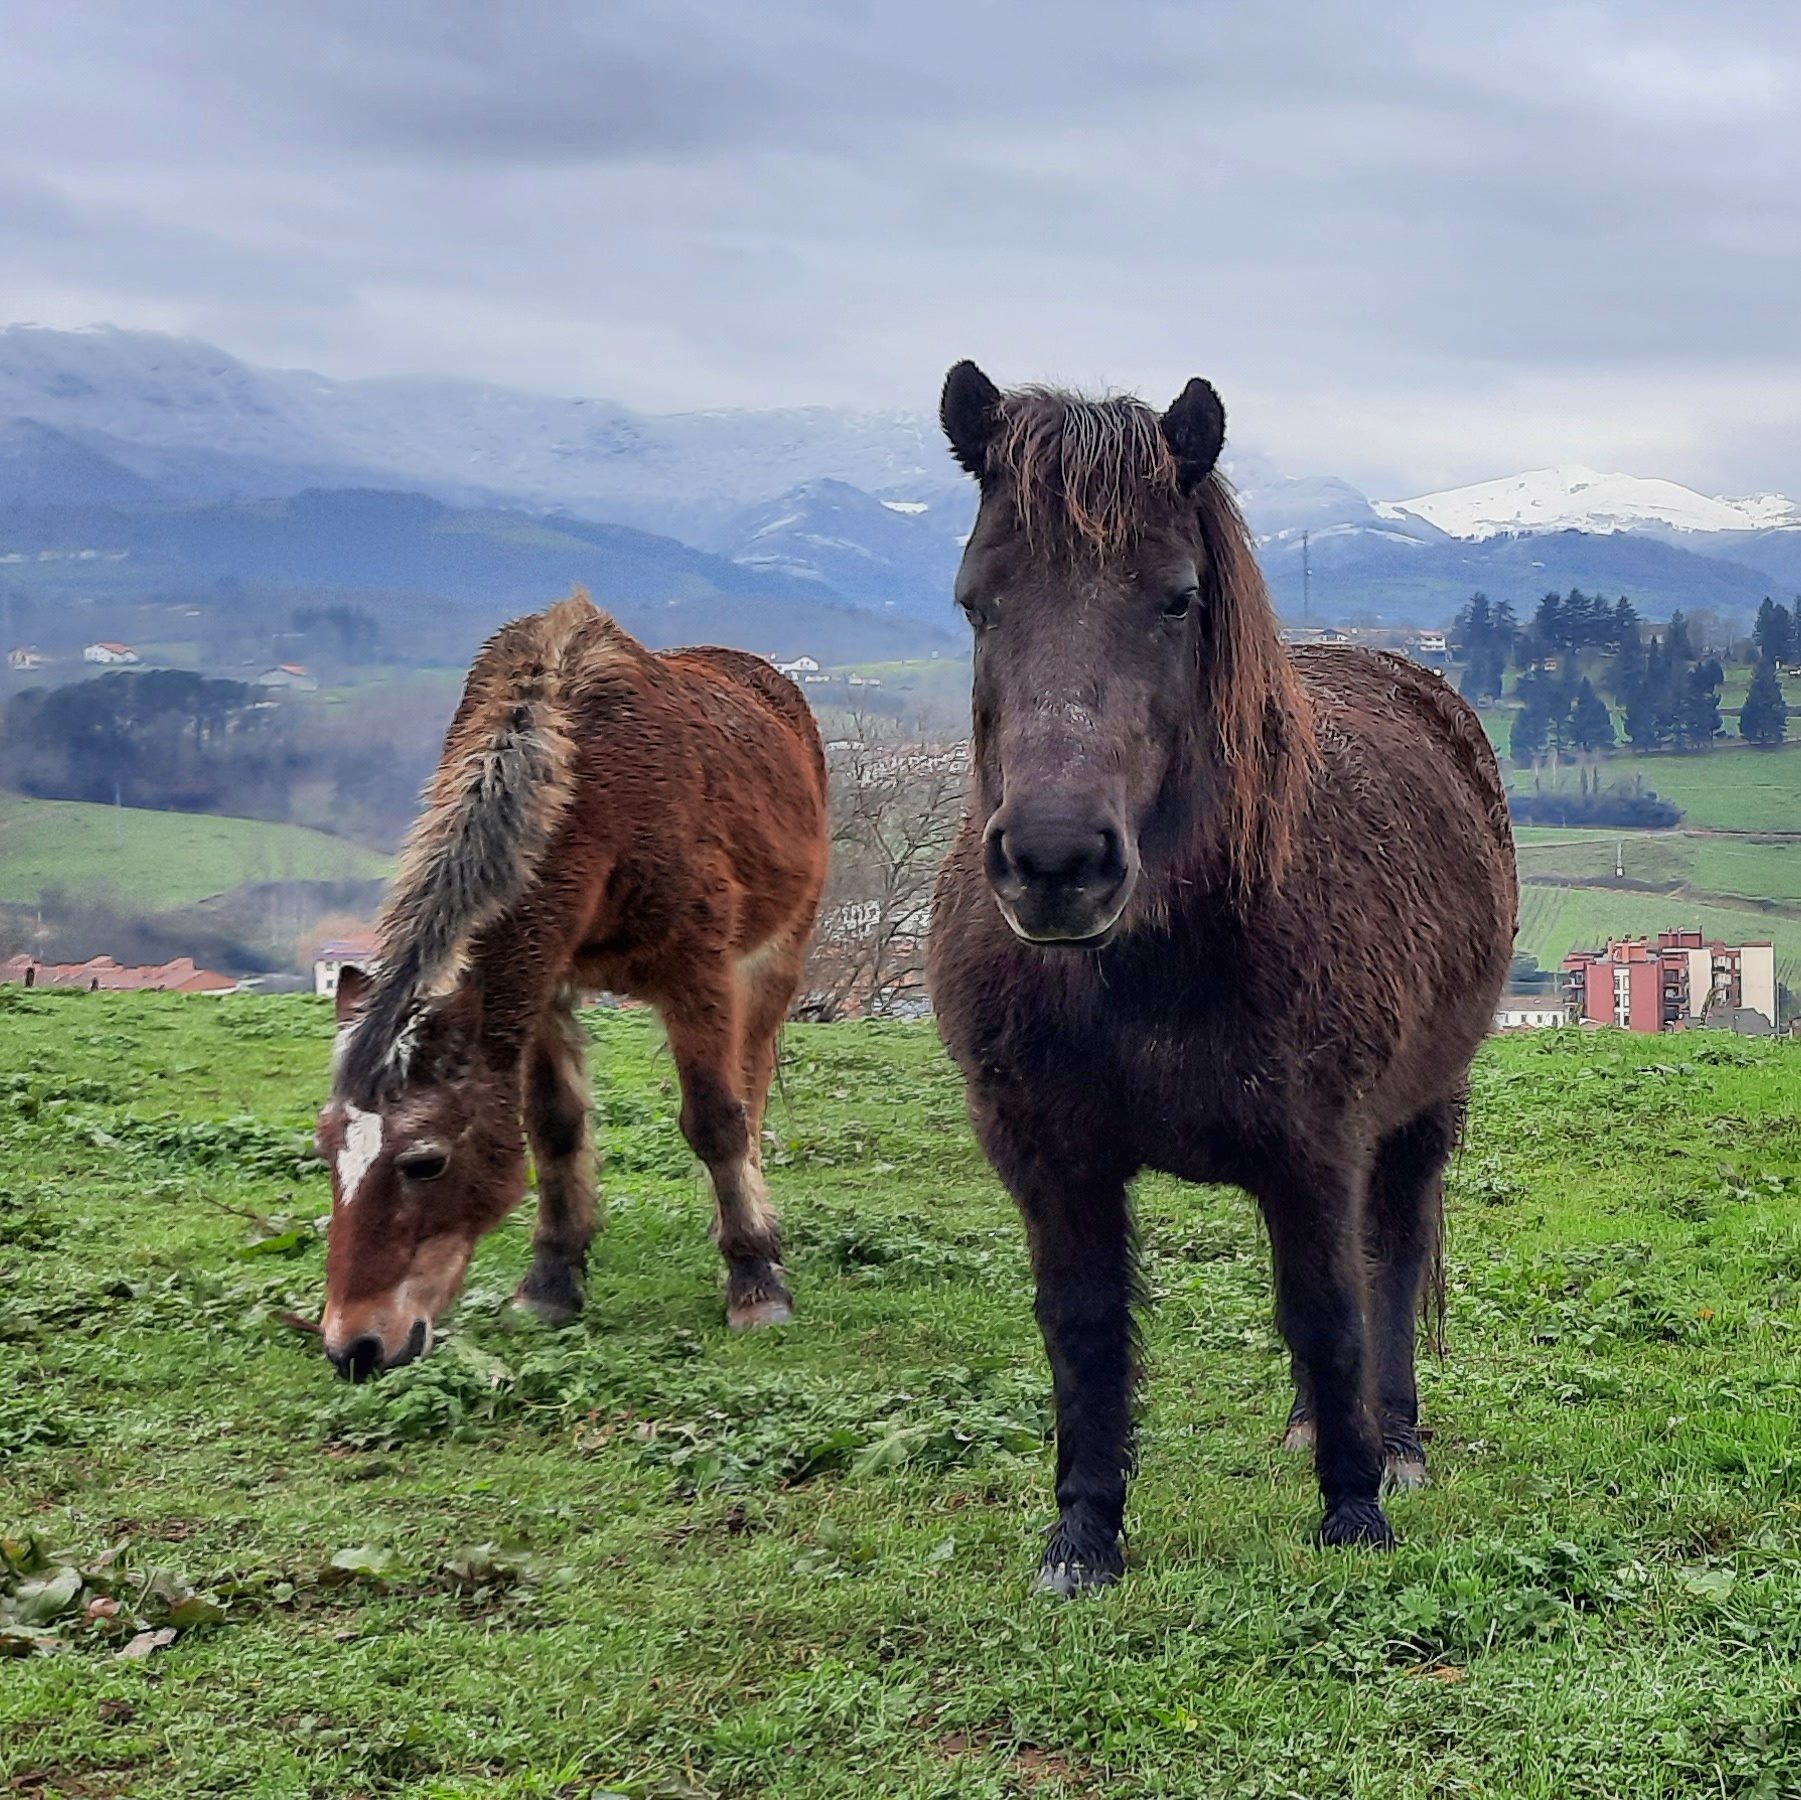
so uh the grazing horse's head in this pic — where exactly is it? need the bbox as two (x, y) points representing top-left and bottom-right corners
(940, 362), (1305, 944)
(316, 966), (526, 1379)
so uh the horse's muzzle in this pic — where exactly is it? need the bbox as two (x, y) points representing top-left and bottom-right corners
(326, 1316), (429, 1381)
(983, 807), (1135, 944)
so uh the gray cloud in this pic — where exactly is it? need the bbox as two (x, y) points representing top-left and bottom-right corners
(2, 0), (1798, 493)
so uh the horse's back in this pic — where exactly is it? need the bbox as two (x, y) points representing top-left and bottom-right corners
(1292, 646), (1514, 870)
(657, 645), (826, 782)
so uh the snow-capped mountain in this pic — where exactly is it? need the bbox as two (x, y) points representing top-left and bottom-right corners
(0, 324), (951, 533)
(1379, 465), (1801, 541)
(4, 324), (1798, 635)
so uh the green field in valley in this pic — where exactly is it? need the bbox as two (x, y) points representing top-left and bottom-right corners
(7, 995), (1801, 1796)
(1506, 742), (1801, 835)
(0, 791), (391, 910)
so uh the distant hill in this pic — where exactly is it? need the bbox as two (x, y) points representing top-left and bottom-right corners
(0, 488), (953, 663)
(4, 324), (1799, 638)
(716, 479), (971, 626)
(1260, 525), (1791, 623)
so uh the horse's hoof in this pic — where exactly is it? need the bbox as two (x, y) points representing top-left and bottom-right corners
(1035, 1558), (1121, 1599)
(1037, 1519), (1124, 1597)
(1318, 1500), (1397, 1549)
(728, 1294), (794, 1331)
(513, 1266), (585, 1327)
(1281, 1418), (1316, 1453)
(513, 1289), (583, 1327)
(1384, 1453), (1429, 1493)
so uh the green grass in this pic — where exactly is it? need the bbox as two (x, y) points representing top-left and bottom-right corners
(1502, 742), (1801, 833)
(7, 996), (1801, 1796)
(1513, 830), (1801, 908)
(0, 790), (390, 909)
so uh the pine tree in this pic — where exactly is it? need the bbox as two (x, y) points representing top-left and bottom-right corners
(1753, 598), (1795, 668)
(1609, 617), (1645, 702)
(1530, 591), (1564, 661)
(1509, 698), (1547, 767)
(1569, 678), (1616, 752)
(1741, 656), (1790, 747)
(1451, 593), (1492, 658)
(1754, 598), (1779, 664)
(1625, 633), (1671, 750)
(1611, 596), (1639, 651)
(1676, 661), (1722, 750)
(1665, 609), (1695, 661)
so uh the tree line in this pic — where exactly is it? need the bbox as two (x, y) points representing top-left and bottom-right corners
(0, 668), (442, 847)
(1452, 589), (1793, 762)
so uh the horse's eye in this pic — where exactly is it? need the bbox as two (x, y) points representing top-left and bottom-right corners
(958, 597), (995, 631)
(396, 1148), (449, 1182)
(1163, 587), (1200, 621)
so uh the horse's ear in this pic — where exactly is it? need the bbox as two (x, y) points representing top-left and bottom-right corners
(333, 964), (371, 1025)
(1160, 378), (1226, 491)
(941, 360), (1003, 479)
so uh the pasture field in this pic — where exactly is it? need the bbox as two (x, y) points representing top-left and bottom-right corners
(1513, 829), (1801, 909)
(1504, 741), (1801, 834)
(0, 791), (391, 910)
(6, 995), (1801, 1797)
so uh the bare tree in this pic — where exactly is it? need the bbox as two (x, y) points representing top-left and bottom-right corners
(800, 711), (967, 1020)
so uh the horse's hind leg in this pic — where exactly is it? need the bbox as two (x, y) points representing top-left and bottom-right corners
(1262, 1151), (1393, 1548)
(1367, 1099), (1458, 1492)
(738, 936), (806, 1164)
(1281, 1356), (1316, 1454)
(517, 989), (601, 1326)
(664, 977), (793, 1330)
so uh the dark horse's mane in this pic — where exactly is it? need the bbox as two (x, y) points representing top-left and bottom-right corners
(989, 388), (1319, 894)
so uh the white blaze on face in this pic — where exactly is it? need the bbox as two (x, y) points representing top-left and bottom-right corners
(335, 1105), (384, 1209)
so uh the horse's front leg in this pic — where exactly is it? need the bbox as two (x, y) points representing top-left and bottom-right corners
(1261, 1150), (1392, 1547)
(516, 989), (601, 1325)
(982, 1099), (1138, 1594)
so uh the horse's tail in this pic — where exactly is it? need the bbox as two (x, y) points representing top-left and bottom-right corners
(341, 592), (595, 1097)
(1426, 1084), (1469, 1359)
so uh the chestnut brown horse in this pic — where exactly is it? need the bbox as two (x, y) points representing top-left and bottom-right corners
(928, 364), (1517, 1592)
(317, 592), (828, 1378)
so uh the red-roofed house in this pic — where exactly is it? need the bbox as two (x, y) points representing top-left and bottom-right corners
(0, 954), (237, 993)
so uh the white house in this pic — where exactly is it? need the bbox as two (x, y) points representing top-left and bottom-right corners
(775, 655), (822, 679)
(83, 641), (140, 666)
(1492, 994), (1570, 1032)
(313, 933), (381, 997)
(6, 647), (43, 671)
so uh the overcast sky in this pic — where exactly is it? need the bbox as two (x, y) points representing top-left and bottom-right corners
(2, 0), (1798, 495)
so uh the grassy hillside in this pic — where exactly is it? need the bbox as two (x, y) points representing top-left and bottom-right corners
(1515, 828), (1801, 907)
(0, 790), (390, 910)
(6, 996), (1801, 1796)
(1506, 742), (1801, 834)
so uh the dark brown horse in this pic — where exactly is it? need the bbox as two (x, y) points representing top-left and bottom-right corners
(928, 364), (1517, 1592)
(317, 593), (828, 1378)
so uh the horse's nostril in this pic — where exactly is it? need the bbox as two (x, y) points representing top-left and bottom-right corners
(1008, 827), (1112, 888)
(333, 1334), (384, 1382)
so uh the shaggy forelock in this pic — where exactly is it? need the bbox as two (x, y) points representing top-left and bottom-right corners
(991, 389), (1181, 553)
